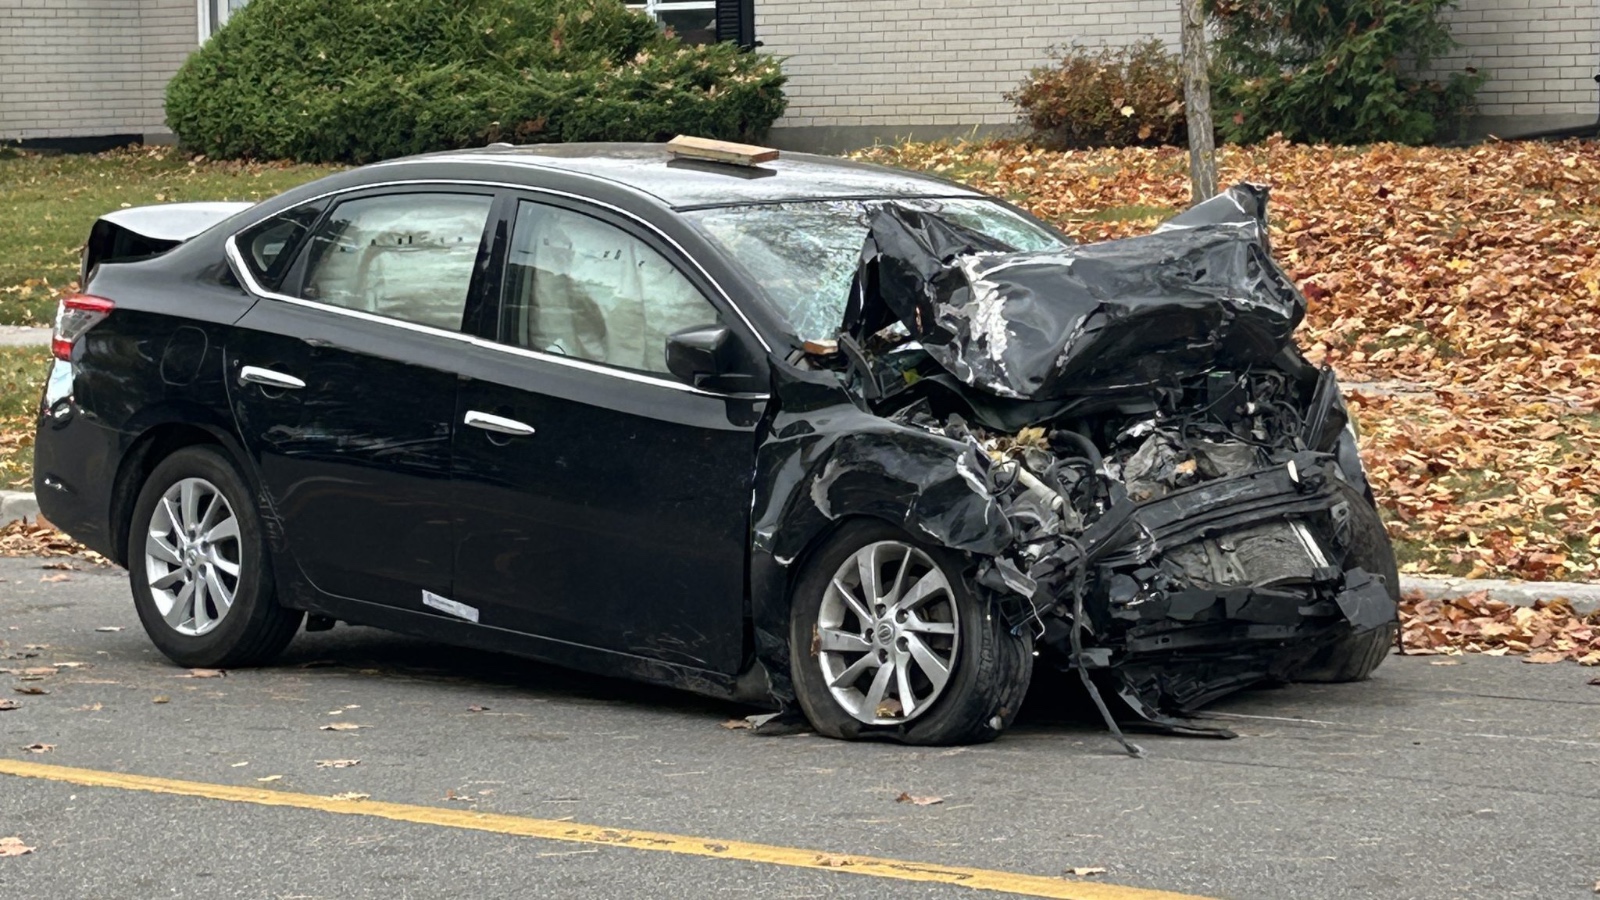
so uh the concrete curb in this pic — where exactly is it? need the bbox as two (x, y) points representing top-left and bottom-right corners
(0, 489), (39, 527)
(0, 326), (51, 348)
(0, 486), (1596, 615)
(1400, 575), (1600, 615)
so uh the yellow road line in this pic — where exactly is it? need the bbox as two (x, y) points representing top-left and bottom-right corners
(0, 759), (1212, 900)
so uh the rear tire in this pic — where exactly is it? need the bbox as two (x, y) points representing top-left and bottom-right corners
(127, 446), (302, 668)
(1293, 486), (1400, 683)
(789, 520), (1033, 745)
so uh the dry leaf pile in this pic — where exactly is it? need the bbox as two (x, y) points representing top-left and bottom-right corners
(855, 138), (1600, 580)
(0, 520), (105, 561)
(1400, 590), (1600, 663)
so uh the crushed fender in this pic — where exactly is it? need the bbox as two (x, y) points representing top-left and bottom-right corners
(747, 184), (1399, 746)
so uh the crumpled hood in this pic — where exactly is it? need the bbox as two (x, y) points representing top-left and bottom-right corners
(842, 184), (1306, 400)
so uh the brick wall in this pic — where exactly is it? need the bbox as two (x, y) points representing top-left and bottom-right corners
(758, 0), (1598, 142)
(0, 0), (194, 141)
(1438, 0), (1599, 125)
(3, 0), (1594, 145)
(141, 0), (198, 136)
(759, 0), (1180, 131)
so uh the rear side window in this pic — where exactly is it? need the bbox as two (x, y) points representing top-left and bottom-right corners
(297, 192), (494, 332)
(235, 203), (323, 290)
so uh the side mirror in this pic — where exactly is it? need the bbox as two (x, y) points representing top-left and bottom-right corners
(665, 324), (732, 387)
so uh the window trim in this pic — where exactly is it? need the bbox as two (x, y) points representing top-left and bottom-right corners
(196, 0), (242, 42)
(224, 179), (770, 399)
(625, 0), (717, 42)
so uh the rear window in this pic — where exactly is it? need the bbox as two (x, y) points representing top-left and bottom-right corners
(235, 204), (324, 291)
(683, 199), (1067, 342)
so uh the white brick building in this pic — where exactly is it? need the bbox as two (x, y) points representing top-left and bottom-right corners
(760, 0), (1600, 149)
(2, 0), (1594, 150)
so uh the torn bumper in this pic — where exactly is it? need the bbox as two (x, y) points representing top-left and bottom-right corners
(1007, 457), (1398, 724)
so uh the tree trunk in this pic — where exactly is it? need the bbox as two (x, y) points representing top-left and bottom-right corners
(1180, 0), (1217, 204)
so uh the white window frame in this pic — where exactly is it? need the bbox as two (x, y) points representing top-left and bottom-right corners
(625, 0), (717, 37)
(197, 0), (248, 43)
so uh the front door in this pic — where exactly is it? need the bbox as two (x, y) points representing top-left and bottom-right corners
(447, 198), (765, 674)
(227, 188), (497, 609)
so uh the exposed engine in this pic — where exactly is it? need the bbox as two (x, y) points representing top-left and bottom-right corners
(763, 184), (1401, 746)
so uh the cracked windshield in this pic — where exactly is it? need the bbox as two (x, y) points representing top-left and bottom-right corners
(685, 198), (1068, 341)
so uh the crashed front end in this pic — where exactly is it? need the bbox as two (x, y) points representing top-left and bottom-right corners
(764, 184), (1399, 735)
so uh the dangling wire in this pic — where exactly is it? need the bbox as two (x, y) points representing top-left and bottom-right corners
(1062, 536), (1145, 759)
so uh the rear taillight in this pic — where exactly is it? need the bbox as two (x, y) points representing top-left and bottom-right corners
(52, 293), (114, 361)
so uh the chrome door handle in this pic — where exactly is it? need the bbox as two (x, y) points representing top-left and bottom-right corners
(239, 366), (306, 390)
(464, 410), (536, 437)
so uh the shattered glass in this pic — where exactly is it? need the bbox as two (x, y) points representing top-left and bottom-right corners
(684, 198), (1065, 344)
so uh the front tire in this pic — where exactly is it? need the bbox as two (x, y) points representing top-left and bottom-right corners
(128, 446), (302, 668)
(789, 520), (1033, 745)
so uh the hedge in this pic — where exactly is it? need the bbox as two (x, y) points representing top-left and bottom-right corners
(165, 0), (787, 163)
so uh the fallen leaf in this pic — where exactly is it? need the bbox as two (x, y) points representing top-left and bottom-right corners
(1067, 866), (1108, 877)
(73, 703), (102, 712)
(39, 562), (76, 571)
(180, 669), (226, 679)
(444, 788), (476, 803)
(0, 837), (34, 857)
(319, 722), (363, 731)
(94, 626), (121, 633)
(815, 854), (852, 867)
(719, 719), (751, 730)
(151, 695), (170, 704)
(467, 704), (489, 712)
(1428, 660), (1460, 666)
(255, 775), (282, 783)
(21, 667), (56, 676)
(329, 792), (369, 801)
(39, 574), (70, 583)
(22, 743), (53, 754)
(1524, 651), (1566, 664)
(230, 761), (249, 767)
(12, 686), (47, 695)
(0, 700), (19, 711)
(894, 792), (944, 806)
(315, 759), (360, 769)
(1587, 677), (1600, 686)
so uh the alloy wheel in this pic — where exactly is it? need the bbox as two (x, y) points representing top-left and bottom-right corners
(816, 541), (961, 724)
(143, 477), (243, 636)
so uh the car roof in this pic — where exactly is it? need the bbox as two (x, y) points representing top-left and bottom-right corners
(397, 142), (986, 210)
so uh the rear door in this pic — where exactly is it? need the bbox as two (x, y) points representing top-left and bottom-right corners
(226, 188), (498, 609)
(446, 196), (768, 673)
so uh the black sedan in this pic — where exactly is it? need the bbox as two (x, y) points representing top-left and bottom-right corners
(34, 140), (1398, 746)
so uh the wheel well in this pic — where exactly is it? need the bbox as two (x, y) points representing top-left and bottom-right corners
(780, 514), (898, 600)
(107, 424), (224, 567)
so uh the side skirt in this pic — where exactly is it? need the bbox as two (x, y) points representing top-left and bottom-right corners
(296, 592), (747, 704)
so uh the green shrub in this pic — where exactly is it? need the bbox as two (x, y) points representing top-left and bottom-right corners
(165, 0), (786, 163)
(1007, 40), (1186, 150)
(1206, 0), (1483, 145)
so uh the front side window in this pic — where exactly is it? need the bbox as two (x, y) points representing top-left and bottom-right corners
(501, 201), (719, 375)
(298, 192), (493, 333)
(684, 198), (1069, 343)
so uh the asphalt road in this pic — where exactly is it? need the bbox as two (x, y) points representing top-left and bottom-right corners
(1, 556), (1597, 900)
